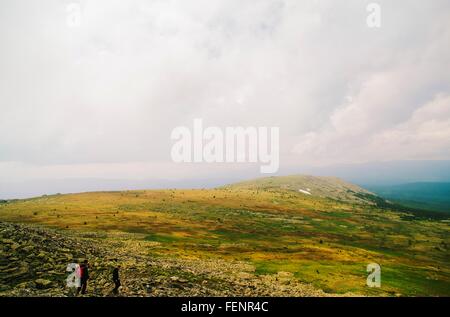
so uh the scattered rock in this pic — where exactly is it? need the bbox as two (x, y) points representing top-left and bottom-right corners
(35, 279), (52, 289)
(0, 222), (337, 297)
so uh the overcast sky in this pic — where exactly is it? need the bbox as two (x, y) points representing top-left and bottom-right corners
(0, 0), (449, 195)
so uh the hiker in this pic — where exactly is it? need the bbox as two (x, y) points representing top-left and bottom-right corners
(112, 265), (121, 295)
(76, 259), (89, 295)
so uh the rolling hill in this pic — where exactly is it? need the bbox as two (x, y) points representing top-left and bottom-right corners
(0, 175), (449, 296)
(224, 175), (377, 205)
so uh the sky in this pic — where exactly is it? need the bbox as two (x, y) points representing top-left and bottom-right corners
(0, 0), (449, 198)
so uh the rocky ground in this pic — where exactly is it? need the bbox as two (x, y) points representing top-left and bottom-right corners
(0, 221), (335, 297)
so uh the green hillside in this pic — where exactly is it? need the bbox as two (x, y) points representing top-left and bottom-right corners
(224, 175), (376, 204)
(0, 175), (449, 296)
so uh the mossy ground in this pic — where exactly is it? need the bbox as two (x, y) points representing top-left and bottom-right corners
(0, 187), (448, 296)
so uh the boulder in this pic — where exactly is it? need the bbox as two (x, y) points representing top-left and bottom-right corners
(35, 279), (52, 289)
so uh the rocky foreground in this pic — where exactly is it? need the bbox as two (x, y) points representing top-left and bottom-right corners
(0, 221), (336, 297)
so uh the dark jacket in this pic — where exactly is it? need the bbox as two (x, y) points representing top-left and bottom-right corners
(113, 268), (120, 281)
(80, 264), (89, 281)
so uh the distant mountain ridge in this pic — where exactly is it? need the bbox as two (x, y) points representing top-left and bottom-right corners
(367, 182), (450, 213)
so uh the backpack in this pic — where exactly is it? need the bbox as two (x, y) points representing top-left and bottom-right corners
(79, 264), (85, 279)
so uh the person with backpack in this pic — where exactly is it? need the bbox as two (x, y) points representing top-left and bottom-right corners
(76, 259), (89, 295)
(112, 265), (121, 295)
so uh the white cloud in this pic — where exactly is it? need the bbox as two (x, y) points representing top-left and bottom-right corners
(0, 0), (449, 184)
(368, 94), (450, 160)
(293, 93), (450, 164)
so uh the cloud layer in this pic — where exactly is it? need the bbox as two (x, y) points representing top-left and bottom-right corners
(0, 0), (449, 183)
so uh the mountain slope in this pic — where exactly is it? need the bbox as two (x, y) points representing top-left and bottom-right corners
(0, 175), (449, 296)
(224, 175), (448, 219)
(0, 222), (328, 297)
(224, 175), (379, 205)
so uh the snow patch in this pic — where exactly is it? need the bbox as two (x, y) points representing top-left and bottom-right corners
(298, 189), (311, 195)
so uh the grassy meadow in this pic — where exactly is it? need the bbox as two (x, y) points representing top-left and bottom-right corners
(0, 176), (449, 296)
